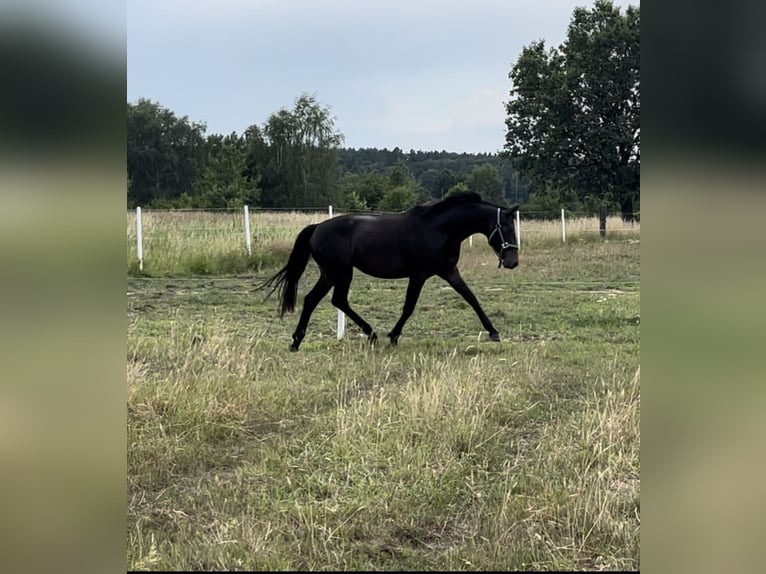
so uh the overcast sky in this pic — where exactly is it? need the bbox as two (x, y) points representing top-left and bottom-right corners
(128, 0), (638, 154)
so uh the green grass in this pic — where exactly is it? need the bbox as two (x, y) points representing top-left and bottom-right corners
(127, 238), (639, 570)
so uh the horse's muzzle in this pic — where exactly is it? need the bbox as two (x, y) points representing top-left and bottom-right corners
(503, 261), (518, 269)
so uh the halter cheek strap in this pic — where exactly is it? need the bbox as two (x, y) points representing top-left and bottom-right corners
(487, 207), (518, 268)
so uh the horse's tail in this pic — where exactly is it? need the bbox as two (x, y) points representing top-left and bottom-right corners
(256, 223), (318, 317)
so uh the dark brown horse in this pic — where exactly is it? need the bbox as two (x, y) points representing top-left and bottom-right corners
(257, 192), (519, 351)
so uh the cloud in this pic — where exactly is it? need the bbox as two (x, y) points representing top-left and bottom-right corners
(128, 0), (640, 152)
(336, 86), (507, 153)
(449, 89), (507, 129)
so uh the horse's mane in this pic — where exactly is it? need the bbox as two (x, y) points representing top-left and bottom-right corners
(407, 191), (485, 219)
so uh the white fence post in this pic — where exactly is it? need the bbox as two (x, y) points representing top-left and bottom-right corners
(515, 209), (521, 250)
(329, 204), (345, 339)
(561, 208), (566, 243)
(337, 309), (346, 341)
(243, 205), (252, 256)
(136, 206), (144, 272)
(469, 235), (473, 249)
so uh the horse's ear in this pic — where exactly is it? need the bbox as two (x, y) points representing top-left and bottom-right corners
(508, 204), (519, 214)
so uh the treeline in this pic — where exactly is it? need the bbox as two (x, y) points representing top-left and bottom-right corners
(128, 1), (639, 220)
(127, 95), (530, 214)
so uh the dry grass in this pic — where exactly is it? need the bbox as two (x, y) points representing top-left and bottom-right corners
(127, 234), (640, 570)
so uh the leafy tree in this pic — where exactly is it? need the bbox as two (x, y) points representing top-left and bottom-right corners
(127, 98), (207, 207)
(339, 161), (421, 212)
(338, 172), (389, 211)
(378, 185), (417, 212)
(340, 189), (369, 211)
(446, 181), (470, 196)
(503, 0), (639, 220)
(257, 94), (344, 208)
(337, 173), (371, 211)
(417, 168), (441, 199)
(388, 161), (415, 187)
(523, 182), (586, 219)
(434, 169), (458, 199)
(387, 161), (423, 206)
(193, 133), (260, 208)
(466, 163), (504, 203)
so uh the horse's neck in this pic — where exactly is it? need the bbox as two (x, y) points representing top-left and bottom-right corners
(437, 205), (494, 242)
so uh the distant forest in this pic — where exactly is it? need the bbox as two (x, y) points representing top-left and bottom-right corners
(336, 147), (532, 205)
(127, 97), (532, 214)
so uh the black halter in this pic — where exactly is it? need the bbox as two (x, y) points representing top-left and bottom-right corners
(487, 207), (518, 268)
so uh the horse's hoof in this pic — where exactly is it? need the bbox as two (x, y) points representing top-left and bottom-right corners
(489, 332), (501, 342)
(388, 333), (399, 346)
(368, 332), (378, 344)
(289, 343), (300, 352)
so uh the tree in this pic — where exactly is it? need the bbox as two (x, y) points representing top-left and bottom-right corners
(340, 189), (369, 211)
(388, 160), (414, 188)
(193, 133), (260, 208)
(378, 185), (417, 212)
(257, 94), (344, 208)
(466, 163), (504, 203)
(503, 0), (639, 220)
(127, 99), (207, 207)
(386, 161), (422, 206)
(446, 181), (469, 196)
(417, 168), (441, 199)
(434, 169), (458, 198)
(338, 172), (388, 211)
(523, 182), (585, 219)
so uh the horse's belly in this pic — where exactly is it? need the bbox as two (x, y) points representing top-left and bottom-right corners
(354, 255), (409, 279)
(349, 221), (416, 278)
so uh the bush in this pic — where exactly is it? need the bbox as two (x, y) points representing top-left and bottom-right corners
(523, 184), (587, 219)
(378, 185), (417, 212)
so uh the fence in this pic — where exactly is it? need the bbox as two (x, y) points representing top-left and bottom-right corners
(128, 205), (640, 339)
(129, 206), (640, 266)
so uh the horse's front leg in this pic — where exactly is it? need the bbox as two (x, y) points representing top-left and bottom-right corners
(438, 267), (501, 341)
(388, 275), (427, 345)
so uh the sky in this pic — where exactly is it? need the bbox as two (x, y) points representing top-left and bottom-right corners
(128, 0), (638, 154)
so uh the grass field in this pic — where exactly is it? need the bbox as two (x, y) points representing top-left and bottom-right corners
(127, 213), (640, 570)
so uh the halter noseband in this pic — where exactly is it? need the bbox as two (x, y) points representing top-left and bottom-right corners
(487, 207), (518, 268)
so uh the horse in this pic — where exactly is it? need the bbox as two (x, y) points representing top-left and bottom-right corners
(256, 192), (519, 351)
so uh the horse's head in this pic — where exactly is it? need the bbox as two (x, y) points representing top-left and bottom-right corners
(487, 205), (519, 269)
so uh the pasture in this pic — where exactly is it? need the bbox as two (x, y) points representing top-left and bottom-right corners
(127, 211), (640, 570)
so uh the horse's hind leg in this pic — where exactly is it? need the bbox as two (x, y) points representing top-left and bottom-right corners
(290, 272), (333, 351)
(330, 270), (377, 343)
(387, 275), (427, 345)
